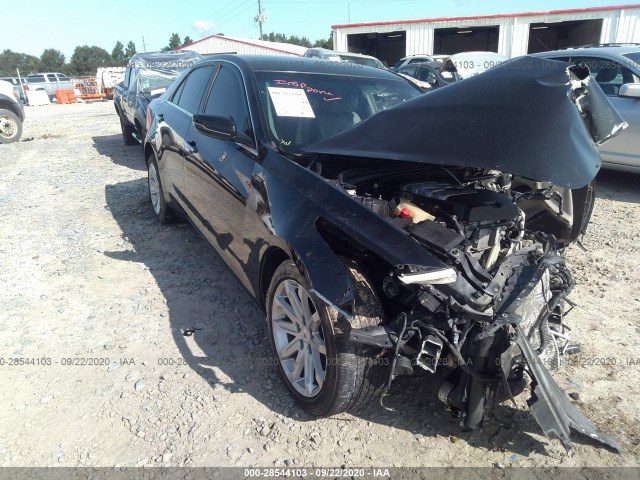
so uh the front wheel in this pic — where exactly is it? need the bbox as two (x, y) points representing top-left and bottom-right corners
(0, 109), (22, 144)
(266, 260), (388, 416)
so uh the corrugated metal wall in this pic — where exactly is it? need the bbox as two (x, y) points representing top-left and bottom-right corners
(333, 7), (640, 58)
(183, 36), (306, 56)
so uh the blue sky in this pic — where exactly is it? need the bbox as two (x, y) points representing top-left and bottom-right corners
(2, 0), (636, 60)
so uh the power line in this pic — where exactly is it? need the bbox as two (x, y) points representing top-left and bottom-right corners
(215, 2), (257, 28)
(202, 1), (243, 22)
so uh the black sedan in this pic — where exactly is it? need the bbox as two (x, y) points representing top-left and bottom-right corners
(143, 55), (623, 451)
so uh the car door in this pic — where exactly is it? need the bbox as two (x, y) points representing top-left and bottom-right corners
(157, 65), (216, 205)
(182, 64), (258, 284)
(569, 56), (640, 169)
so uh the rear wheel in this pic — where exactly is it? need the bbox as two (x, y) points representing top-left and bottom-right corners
(266, 260), (388, 416)
(120, 116), (137, 146)
(0, 109), (22, 144)
(147, 153), (174, 224)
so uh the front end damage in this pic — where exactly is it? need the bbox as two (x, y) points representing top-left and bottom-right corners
(303, 57), (626, 451)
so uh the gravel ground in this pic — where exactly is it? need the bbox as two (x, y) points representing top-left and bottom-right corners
(0, 102), (638, 468)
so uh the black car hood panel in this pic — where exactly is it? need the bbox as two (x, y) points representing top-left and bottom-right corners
(304, 56), (626, 189)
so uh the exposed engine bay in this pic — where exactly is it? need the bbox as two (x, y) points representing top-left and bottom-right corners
(313, 160), (619, 452)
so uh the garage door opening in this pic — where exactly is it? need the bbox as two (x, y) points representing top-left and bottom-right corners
(347, 31), (406, 68)
(527, 19), (603, 53)
(433, 26), (499, 55)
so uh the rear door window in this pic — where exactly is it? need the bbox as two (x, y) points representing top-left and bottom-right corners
(176, 66), (215, 113)
(47, 74), (57, 82)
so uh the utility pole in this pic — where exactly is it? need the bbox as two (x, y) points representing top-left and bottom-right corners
(255, 0), (265, 40)
(142, 36), (149, 52)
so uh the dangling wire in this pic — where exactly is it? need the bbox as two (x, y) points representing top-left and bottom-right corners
(380, 312), (408, 412)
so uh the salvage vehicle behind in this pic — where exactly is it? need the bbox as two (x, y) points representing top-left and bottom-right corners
(439, 51), (508, 81)
(25, 72), (73, 100)
(535, 45), (640, 172)
(143, 55), (623, 452)
(0, 79), (25, 144)
(114, 50), (202, 145)
(304, 48), (385, 68)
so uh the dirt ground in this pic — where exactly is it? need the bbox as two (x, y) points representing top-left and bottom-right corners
(0, 101), (638, 469)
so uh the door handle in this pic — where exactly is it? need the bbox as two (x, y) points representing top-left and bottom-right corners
(186, 140), (198, 154)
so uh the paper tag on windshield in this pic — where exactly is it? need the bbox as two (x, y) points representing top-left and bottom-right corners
(267, 87), (315, 118)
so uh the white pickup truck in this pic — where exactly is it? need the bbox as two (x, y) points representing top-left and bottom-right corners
(25, 72), (73, 100)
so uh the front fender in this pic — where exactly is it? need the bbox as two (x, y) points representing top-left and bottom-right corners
(261, 151), (449, 309)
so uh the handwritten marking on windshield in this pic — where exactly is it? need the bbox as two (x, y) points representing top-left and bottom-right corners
(273, 79), (336, 97)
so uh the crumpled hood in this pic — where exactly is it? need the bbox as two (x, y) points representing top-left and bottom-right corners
(303, 56), (627, 189)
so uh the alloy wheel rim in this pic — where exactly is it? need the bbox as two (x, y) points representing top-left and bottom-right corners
(271, 279), (327, 397)
(148, 163), (161, 215)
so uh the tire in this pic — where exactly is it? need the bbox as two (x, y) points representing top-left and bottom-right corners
(266, 260), (388, 416)
(147, 153), (174, 224)
(120, 116), (137, 146)
(0, 109), (22, 144)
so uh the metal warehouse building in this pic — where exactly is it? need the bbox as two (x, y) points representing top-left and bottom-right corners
(178, 34), (307, 56)
(332, 4), (640, 66)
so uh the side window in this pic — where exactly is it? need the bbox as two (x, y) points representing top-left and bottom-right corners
(177, 66), (214, 113)
(171, 77), (187, 104)
(399, 65), (418, 77)
(408, 58), (422, 64)
(47, 74), (57, 82)
(417, 67), (436, 84)
(58, 74), (69, 81)
(570, 57), (633, 96)
(204, 66), (251, 137)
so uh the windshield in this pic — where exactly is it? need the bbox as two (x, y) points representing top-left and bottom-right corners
(255, 71), (421, 153)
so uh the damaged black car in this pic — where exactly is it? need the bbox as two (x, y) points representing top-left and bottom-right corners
(143, 55), (625, 452)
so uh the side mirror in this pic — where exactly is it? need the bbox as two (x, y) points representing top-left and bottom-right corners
(618, 83), (640, 98)
(192, 114), (253, 146)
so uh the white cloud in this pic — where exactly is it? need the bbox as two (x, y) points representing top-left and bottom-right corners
(193, 20), (215, 34)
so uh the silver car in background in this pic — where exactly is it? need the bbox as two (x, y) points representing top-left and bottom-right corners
(536, 45), (640, 172)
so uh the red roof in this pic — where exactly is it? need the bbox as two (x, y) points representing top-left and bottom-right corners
(178, 34), (304, 56)
(331, 4), (640, 29)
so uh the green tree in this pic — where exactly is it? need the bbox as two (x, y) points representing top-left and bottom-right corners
(169, 33), (182, 50)
(263, 32), (317, 48)
(0, 49), (41, 76)
(124, 41), (137, 60)
(182, 36), (193, 46)
(70, 45), (111, 75)
(39, 49), (65, 71)
(314, 33), (333, 50)
(111, 41), (126, 66)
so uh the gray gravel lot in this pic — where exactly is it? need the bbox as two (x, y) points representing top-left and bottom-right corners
(0, 101), (638, 468)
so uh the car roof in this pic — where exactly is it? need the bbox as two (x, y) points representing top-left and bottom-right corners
(201, 54), (397, 79)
